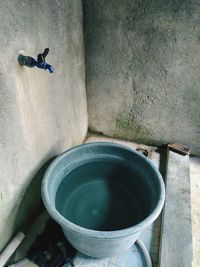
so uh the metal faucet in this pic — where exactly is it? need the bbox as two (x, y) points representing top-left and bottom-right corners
(17, 48), (54, 73)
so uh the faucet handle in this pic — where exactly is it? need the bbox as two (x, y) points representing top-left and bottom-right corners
(37, 48), (49, 63)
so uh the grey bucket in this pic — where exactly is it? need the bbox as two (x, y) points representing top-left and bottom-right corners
(42, 142), (165, 258)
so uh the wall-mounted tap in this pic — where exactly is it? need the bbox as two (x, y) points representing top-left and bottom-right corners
(17, 48), (54, 73)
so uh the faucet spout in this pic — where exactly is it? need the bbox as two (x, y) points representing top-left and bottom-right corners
(17, 48), (54, 73)
(32, 59), (55, 73)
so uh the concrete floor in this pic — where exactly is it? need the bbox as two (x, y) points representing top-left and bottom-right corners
(190, 157), (200, 267)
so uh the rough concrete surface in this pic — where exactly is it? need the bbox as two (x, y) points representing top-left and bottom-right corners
(83, 0), (200, 155)
(0, 0), (87, 251)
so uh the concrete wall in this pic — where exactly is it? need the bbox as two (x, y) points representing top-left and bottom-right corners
(83, 0), (200, 155)
(0, 0), (87, 250)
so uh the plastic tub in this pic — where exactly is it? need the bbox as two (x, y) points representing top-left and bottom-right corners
(42, 142), (165, 258)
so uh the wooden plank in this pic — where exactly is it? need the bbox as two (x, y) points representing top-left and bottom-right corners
(159, 150), (193, 267)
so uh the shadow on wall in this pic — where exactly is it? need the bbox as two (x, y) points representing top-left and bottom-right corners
(155, 146), (168, 182)
(149, 146), (168, 265)
(13, 157), (56, 235)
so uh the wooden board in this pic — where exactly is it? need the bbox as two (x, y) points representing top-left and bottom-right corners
(159, 150), (193, 267)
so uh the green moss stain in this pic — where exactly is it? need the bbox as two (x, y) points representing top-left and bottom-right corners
(115, 112), (154, 144)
